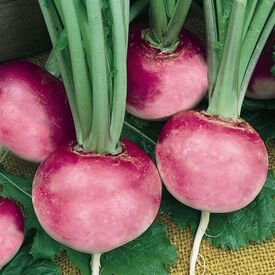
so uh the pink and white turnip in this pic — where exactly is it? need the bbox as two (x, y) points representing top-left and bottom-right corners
(0, 61), (75, 162)
(32, 139), (161, 254)
(0, 197), (24, 269)
(156, 110), (268, 213)
(156, 110), (268, 274)
(126, 23), (208, 120)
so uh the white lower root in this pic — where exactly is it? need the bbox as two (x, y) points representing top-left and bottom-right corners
(91, 253), (101, 275)
(189, 211), (210, 275)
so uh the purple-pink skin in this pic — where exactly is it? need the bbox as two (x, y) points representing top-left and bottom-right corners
(246, 33), (275, 99)
(0, 197), (24, 269)
(32, 139), (162, 253)
(0, 61), (75, 162)
(156, 111), (268, 213)
(126, 23), (208, 120)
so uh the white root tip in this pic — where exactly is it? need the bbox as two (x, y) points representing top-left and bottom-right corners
(189, 211), (210, 275)
(91, 253), (101, 275)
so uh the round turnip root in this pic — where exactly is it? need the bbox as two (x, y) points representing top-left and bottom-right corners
(0, 197), (24, 269)
(0, 61), (75, 162)
(246, 33), (275, 99)
(156, 110), (268, 274)
(126, 23), (208, 120)
(32, 139), (161, 254)
(156, 111), (268, 213)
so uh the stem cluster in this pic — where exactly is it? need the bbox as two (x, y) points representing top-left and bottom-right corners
(143, 0), (192, 53)
(39, 0), (130, 154)
(205, 0), (275, 118)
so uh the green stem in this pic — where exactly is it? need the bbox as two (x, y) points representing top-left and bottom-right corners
(207, 0), (247, 119)
(129, 0), (149, 22)
(124, 0), (130, 47)
(147, 0), (168, 43)
(149, 0), (168, 41)
(162, 0), (192, 49)
(53, 0), (65, 24)
(83, 0), (111, 154)
(238, 9), (275, 113)
(204, 0), (220, 98)
(74, 1), (92, 67)
(239, 0), (274, 90)
(60, 0), (93, 142)
(242, 0), (258, 40)
(215, 0), (223, 42)
(38, 0), (82, 143)
(109, 0), (129, 152)
(164, 0), (176, 18)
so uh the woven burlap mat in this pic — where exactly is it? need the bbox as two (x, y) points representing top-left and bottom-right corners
(1, 13), (274, 275)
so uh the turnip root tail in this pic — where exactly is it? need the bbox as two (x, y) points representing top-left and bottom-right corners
(91, 253), (101, 275)
(189, 211), (210, 275)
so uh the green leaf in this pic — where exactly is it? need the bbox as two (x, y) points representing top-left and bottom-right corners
(242, 110), (275, 143)
(30, 221), (91, 274)
(161, 169), (275, 250)
(65, 248), (91, 275)
(242, 98), (275, 111)
(21, 261), (61, 275)
(31, 230), (63, 261)
(31, 231), (91, 275)
(121, 113), (163, 159)
(206, 192), (275, 249)
(262, 170), (275, 196)
(0, 165), (40, 231)
(101, 222), (177, 275)
(161, 189), (200, 230)
(0, 233), (60, 275)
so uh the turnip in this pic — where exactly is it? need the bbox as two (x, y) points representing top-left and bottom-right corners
(35, 1), (162, 274)
(246, 33), (275, 99)
(156, 1), (273, 274)
(0, 61), (75, 162)
(156, 111), (267, 213)
(0, 197), (24, 269)
(126, 0), (208, 120)
(32, 139), (161, 253)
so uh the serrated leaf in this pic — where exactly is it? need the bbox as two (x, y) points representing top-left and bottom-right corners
(262, 169), (275, 196)
(31, 229), (91, 275)
(31, 230), (63, 261)
(207, 192), (275, 249)
(161, 169), (275, 250)
(0, 165), (39, 231)
(21, 261), (60, 275)
(65, 248), (91, 275)
(0, 233), (60, 275)
(101, 223), (177, 275)
(161, 189), (200, 230)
